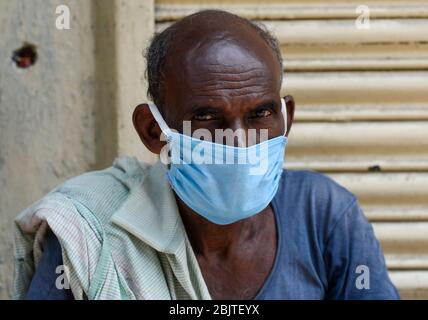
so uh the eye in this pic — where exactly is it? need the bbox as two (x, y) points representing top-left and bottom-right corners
(253, 108), (273, 118)
(193, 113), (216, 121)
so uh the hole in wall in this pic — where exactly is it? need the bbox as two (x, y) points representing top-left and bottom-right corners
(12, 43), (38, 69)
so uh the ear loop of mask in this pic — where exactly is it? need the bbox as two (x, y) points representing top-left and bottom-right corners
(148, 103), (172, 140)
(281, 98), (288, 137)
(148, 104), (174, 166)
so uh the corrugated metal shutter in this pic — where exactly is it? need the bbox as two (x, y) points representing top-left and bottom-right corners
(155, 0), (428, 299)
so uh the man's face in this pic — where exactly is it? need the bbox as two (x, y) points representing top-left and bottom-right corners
(160, 30), (286, 147)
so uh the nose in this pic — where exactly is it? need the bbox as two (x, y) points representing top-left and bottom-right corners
(224, 118), (249, 148)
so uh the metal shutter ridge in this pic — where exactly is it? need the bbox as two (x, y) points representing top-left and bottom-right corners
(155, 0), (428, 299)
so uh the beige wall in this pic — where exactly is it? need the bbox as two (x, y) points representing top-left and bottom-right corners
(1, 0), (428, 299)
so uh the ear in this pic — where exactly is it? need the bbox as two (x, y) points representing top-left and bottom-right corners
(132, 103), (166, 155)
(283, 95), (295, 137)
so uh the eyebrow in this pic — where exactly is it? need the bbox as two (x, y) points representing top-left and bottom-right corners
(190, 105), (221, 115)
(252, 100), (278, 112)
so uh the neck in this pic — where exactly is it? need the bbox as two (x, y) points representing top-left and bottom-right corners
(175, 195), (271, 257)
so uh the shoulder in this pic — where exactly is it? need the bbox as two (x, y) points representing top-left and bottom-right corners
(50, 156), (151, 220)
(280, 169), (357, 207)
(275, 169), (359, 244)
(55, 156), (149, 197)
(14, 156), (152, 299)
(17, 157), (151, 229)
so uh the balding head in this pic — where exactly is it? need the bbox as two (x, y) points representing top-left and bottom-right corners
(146, 10), (283, 111)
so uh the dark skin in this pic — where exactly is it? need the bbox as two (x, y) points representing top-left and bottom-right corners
(133, 12), (295, 299)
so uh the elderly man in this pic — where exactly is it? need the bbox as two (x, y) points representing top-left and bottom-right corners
(13, 10), (399, 300)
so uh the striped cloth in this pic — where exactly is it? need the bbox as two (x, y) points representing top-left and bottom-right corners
(13, 156), (212, 300)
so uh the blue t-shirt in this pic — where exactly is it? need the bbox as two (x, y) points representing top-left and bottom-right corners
(26, 170), (400, 300)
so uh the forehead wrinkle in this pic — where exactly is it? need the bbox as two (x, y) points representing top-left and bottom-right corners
(190, 70), (274, 91)
(189, 66), (272, 83)
(193, 88), (272, 99)
(193, 82), (273, 93)
(192, 74), (272, 88)
(182, 43), (277, 93)
(192, 74), (270, 88)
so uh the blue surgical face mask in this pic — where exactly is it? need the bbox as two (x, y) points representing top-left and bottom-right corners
(148, 99), (288, 225)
